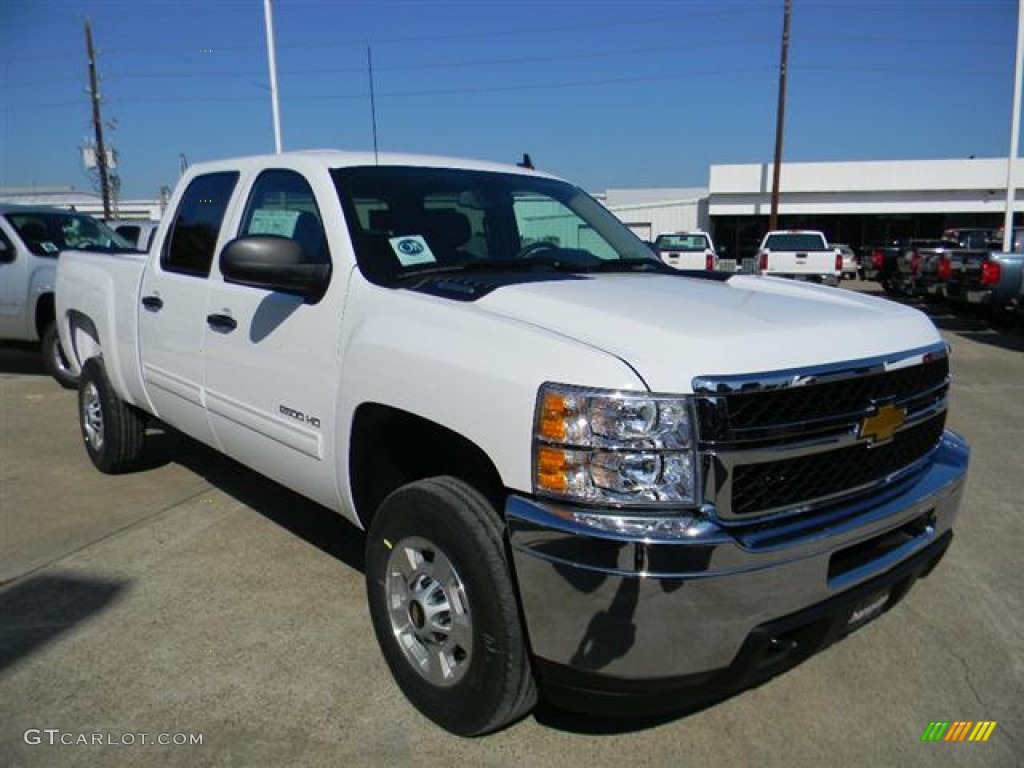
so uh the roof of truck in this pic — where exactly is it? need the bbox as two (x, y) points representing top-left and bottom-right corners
(186, 149), (563, 180)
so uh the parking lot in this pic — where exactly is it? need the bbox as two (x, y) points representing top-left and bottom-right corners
(0, 280), (1021, 768)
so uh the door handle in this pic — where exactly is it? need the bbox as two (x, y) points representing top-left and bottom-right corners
(141, 295), (163, 311)
(206, 313), (237, 333)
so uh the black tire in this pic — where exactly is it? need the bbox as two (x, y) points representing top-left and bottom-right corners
(365, 476), (537, 736)
(41, 323), (78, 389)
(78, 357), (146, 473)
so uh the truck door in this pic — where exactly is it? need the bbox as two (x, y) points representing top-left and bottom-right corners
(0, 222), (27, 338)
(201, 168), (342, 508)
(138, 171), (239, 446)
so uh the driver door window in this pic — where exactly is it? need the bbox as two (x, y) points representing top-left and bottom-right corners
(239, 169), (330, 265)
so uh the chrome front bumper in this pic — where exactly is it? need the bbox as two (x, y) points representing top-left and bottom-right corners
(506, 430), (969, 688)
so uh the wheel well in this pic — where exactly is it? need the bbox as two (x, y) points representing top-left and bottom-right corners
(349, 404), (506, 529)
(34, 293), (55, 338)
(66, 311), (101, 368)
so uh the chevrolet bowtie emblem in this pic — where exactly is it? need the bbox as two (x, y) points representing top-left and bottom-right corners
(859, 403), (907, 445)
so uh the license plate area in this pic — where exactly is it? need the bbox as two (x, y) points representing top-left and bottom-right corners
(844, 588), (892, 632)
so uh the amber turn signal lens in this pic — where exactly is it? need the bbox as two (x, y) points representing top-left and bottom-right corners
(538, 392), (569, 442)
(535, 446), (570, 492)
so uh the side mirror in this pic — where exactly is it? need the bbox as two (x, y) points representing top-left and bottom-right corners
(0, 239), (13, 264)
(220, 236), (331, 302)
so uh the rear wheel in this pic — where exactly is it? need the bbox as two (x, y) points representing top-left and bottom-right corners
(41, 323), (77, 389)
(78, 357), (145, 473)
(365, 476), (537, 736)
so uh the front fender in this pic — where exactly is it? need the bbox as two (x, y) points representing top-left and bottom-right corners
(334, 274), (645, 516)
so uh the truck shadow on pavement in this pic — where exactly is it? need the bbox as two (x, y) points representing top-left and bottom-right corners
(0, 345), (47, 378)
(137, 427), (367, 574)
(0, 574), (128, 674)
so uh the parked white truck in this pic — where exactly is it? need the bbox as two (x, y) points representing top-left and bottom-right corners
(757, 229), (841, 284)
(0, 203), (133, 387)
(56, 151), (969, 735)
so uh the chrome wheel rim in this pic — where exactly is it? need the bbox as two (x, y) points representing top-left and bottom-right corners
(384, 536), (473, 687)
(82, 382), (104, 450)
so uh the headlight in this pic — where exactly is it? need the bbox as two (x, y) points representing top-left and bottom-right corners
(533, 383), (698, 507)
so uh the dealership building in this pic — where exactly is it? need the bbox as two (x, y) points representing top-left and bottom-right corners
(602, 156), (1024, 257)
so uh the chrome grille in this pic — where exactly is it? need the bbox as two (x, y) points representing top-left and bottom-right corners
(693, 343), (950, 521)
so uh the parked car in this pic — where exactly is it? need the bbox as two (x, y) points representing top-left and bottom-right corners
(868, 239), (948, 296)
(831, 243), (858, 280)
(893, 239), (972, 299)
(653, 230), (717, 271)
(756, 230), (840, 285)
(942, 228), (995, 249)
(57, 150), (968, 735)
(0, 203), (133, 387)
(943, 233), (1024, 326)
(107, 219), (160, 252)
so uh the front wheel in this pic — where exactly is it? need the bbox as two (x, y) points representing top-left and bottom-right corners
(41, 323), (78, 389)
(78, 357), (146, 473)
(365, 477), (537, 736)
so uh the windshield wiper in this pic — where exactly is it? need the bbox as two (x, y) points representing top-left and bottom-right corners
(587, 259), (671, 274)
(397, 257), (585, 280)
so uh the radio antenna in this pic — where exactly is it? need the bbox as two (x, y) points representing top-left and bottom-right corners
(367, 46), (379, 164)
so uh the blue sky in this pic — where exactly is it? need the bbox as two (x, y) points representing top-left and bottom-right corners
(0, 0), (1018, 198)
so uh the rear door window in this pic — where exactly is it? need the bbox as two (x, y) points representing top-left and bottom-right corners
(162, 172), (239, 277)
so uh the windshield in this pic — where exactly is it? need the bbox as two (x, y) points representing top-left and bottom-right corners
(764, 233), (829, 252)
(4, 211), (134, 256)
(655, 233), (709, 252)
(331, 166), (658, 284)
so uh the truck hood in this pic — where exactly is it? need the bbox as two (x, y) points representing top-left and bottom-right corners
(474, 274), (941, 392)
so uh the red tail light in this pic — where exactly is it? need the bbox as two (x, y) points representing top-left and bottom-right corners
(937, 257), (951, 280)
(705, 252), (715, 271)
(981, 261), (1001, 286)
(835, 252), (842, 272)
(758, 251), (768, 271)
(871, 249), (883, 270)
(910, 253), (921, 275)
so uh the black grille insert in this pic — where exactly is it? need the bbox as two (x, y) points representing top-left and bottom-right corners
(730, 414), (946, 517)
(699, 356), (949, 443)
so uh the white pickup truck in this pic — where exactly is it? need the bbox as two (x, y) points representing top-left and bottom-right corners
(0, 203), (133, 387)
(653, 230), (717, 271)
(757, 229), (841, 284)
(56, 151), (969, 735)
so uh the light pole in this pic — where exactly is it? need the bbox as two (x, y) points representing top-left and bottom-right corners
(264, 0), (283, 153)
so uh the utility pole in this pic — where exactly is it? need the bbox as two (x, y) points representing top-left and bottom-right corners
(84, 19), (113, 220)
(769, 0), (792, 231)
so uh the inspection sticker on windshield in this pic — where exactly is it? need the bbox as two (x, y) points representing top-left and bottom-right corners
(389, 235), (435, 266)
